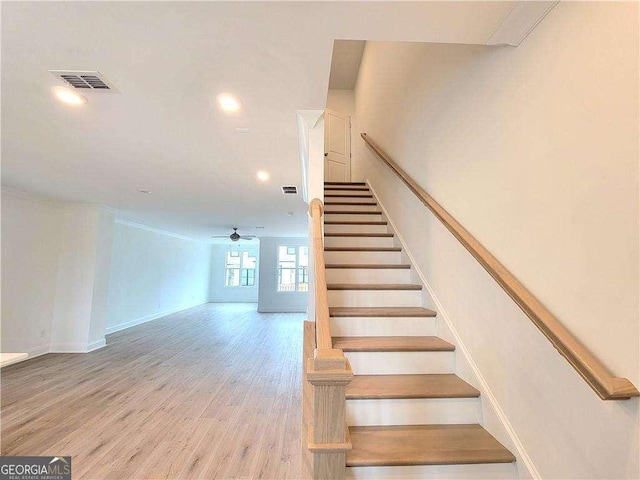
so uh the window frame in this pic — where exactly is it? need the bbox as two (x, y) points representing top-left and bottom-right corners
(276, 245), (309, 293)
(224, 250), (257, 288)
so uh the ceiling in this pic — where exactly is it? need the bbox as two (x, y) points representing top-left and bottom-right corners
(329, 40), (366, 89)
(1, 1), (515, 240)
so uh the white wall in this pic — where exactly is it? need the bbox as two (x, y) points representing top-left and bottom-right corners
(353, 3), (638, 479)
(327, 89), (355, 117)
(105, 221), (212, 333)
(258, 237), (308, 313)
(210, 243), (259, 303)
(1, 190), (63, 356)
(51, 205), (114, 352)
(2, 191), (117, 354)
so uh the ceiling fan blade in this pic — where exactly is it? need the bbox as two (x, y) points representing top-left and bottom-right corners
(211, 235), (231, 238)
(239, 236), (256, 240)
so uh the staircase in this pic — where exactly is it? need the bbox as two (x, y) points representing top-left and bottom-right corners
(323, 182), (517, 480)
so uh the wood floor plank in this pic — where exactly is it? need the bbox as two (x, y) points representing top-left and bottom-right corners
(1, 303), (304, 480)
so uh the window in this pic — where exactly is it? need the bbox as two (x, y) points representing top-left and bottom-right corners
(225, 251), (257, 287)
(277, 245), (309, 292)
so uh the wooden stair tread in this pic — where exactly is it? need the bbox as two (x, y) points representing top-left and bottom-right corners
(324, 202), (378, 206)
(324, 233), (393, 237)
(325, 182), (367, 185)
(333, 336), (454, 352)
(329, 307), (436, 317)
(325, 194), (373, 198)
(324, 221), (387, 225)
(328, 283), (422, 291)
(325, 187), (371, 192)
(325, 210), (381, 215)
(325, 264), (410, 269)
(325, 247), (401, 252)
(347, 424), (515, 467)
(347, 374), (480, 399)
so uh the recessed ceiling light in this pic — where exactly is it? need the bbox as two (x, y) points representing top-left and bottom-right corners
(254, 226), (265, 229)
(137, 189), (152, 194)
(256, 170), (270, 182)
(217, 93), (241, 112)
(52, 86), (87, 105)
(235, 127), (251, 134)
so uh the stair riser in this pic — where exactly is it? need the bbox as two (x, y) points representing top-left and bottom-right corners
(324, 204), (379, 212)
(330, 317), (436, 337)
(324, 196), (374, 203)
(324, 224), (388, 234)
(347, 463), (517, 480)
(325, 213), (383, 223)
(325, 236), (395, 248)
(325, 189), (371, 196)
(328, 290), (422, 308)
(345, 351), (455, 374)
(324, 251), (402, 264)
(326, 268), (410, 284)
(347, 398), (481, 426)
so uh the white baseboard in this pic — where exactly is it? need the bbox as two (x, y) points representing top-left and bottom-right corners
(105, 302), (208, 335)
(87, 338), (106, 352)
(367, 180), (539, 480)
(50, 338), (106, 353)
(28, 344), (51, 358)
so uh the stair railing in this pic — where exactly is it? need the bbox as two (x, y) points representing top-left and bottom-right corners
(361, 132), (638, 401)
(305, 198), (353, 479)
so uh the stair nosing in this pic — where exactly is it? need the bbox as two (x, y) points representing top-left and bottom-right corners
(325, 264), (410, 269)
(324, 221), (387, 225)
(325, 211), (382, 215)
(333, 336), (455, 352)
(324, 201), (378, 205)
(324, 233), (393, 237)
(324, 187), (371, 192)
(327, 283), (422, 291)
(325, 247), (401, 252)
(329, 307), (436, 317)
(325, 182), (367, 185)
(346, 374), (480, 399)
(347, 424), (516, 467)
(325, 194), (373, 198)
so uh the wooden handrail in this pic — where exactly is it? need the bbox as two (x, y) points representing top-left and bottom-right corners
(309, 199), (332, 350)
(306, 198), (353, 479)
(361, 132), (639, 400)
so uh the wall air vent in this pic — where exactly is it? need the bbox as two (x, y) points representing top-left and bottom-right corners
(281, 186), (298, 195)
(49, 70), (114, 90)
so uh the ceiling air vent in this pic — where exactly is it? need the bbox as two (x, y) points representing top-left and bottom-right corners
(49, 70), (114, 90)
(281, 186), (298, 195)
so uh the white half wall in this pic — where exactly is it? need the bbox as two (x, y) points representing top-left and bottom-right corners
(258, 237), (308, 313)
(1, 189), (63, 356)
(105, 221), (212, 334)
(210, 243), (259, 303)
(352, 2), (639, 479)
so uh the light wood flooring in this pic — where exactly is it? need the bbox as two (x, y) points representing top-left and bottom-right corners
(1, 303), (304, 479)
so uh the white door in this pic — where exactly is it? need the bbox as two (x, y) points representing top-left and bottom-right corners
(324, 109), (351, 182)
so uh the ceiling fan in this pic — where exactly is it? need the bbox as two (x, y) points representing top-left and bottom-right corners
(211, 228), (256, 242)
